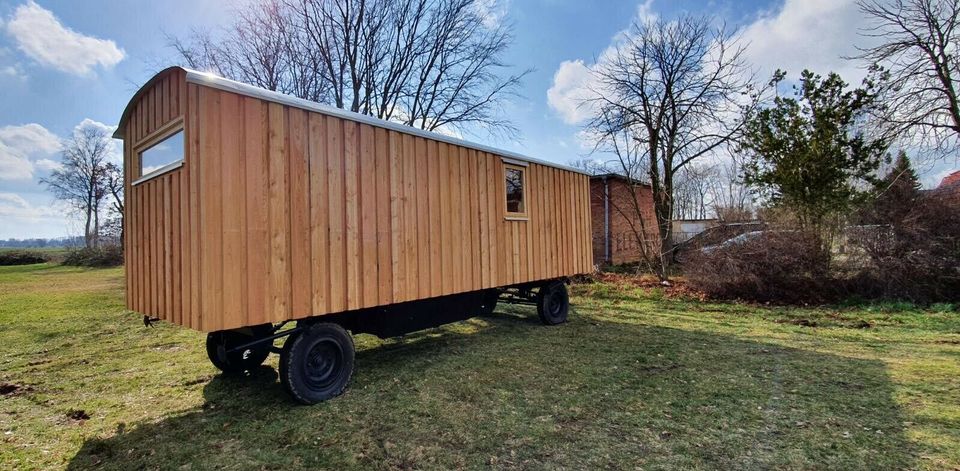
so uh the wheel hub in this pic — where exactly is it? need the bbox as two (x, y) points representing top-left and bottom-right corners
(304, 339), (342, 388)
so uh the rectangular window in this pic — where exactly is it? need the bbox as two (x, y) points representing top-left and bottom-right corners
(505, 164), (526, 217)
(138, 129), (184, 181)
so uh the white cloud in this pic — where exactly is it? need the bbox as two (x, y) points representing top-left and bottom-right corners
(74, 118), (123, 165)
(0, 123), (62, 181)
(473, 0), (510, 30)
(547, 0), (879, 127)
(0, 123), (61, 155)
(547, 59), (598, 125)
(739, 0), (869, 83)
(0, 192), (63, 221)
(4, 1), (125, 75)
(0, 141), (35, 180)
(634, 0), (657, 24)
(0, 192), (30, 208)
(34, 158), (62, 172)
(546, 1), (660, 126)
(0, 64), (25, 80)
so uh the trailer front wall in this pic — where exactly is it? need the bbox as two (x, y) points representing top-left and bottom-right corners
(122, 70), (200, 330)
(126, 76), (593, 332)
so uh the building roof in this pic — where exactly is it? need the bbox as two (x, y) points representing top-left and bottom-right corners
(589, 173), (653, 187)
(933, 170), (960, 202)
(114, 66), (588, 175)
(939, 170), (960, 188)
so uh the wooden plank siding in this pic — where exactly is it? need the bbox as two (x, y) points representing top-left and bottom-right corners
(122, 69), (592, 333)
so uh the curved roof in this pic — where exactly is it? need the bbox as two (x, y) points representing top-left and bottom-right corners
(115, 66), (588, 175)
(113, 66), (183, 140)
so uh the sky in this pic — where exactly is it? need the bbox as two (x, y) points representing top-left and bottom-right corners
(0, 0), (957, 239)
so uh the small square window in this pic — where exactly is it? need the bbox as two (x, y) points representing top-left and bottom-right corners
(139, 130), (184, 179)
(505, 165), (526, 216)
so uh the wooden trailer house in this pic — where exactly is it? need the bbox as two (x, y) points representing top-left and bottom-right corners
(115, 66), (593, 403)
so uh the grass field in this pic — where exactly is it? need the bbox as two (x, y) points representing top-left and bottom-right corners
(1, 265), (958, 470)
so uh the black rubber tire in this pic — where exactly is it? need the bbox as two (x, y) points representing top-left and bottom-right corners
(537, 281), (570, 325)
(479, 289), (499, 316)
(279, 323), (355, 405)
(205, 324), (273, 374)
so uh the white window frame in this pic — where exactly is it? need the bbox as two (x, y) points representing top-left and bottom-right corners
(133, 120), (185, 186)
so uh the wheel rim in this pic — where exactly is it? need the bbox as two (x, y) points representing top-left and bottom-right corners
(547, 294), (562, 318)
(546, 286), (565, 320)
(304, 338), (343, 390)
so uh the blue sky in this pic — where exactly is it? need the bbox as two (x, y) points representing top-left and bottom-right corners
(0, 0), (956, 239)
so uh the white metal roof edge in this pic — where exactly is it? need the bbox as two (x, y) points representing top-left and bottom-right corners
(182, 68), (589, 176)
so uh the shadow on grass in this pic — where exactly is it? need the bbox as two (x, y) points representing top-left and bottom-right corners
(67, 309), (916, 470)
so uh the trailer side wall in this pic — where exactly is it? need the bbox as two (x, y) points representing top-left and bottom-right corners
(124, 71), (593, 332)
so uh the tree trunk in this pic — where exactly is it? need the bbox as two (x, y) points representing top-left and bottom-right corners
(84, 203), (93, 249)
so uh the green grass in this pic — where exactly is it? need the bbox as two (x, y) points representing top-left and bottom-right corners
(1, 265), (958, 470)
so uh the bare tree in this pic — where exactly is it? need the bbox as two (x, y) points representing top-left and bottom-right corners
(709, 156), (753, 221)
(588, 112), (662, 274)
(173, 0), (529, 138)
(673, 163), (716, 220)
(41, 126), (113, 248)
(103, 162), (125, 248)
(585, 14), (760, 280)
(856, 0), (960, 153)
(568, 157), (609, 175)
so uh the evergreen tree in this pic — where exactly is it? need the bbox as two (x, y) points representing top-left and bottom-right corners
(865, 150), (921, 225)
(741, 70), (889, 230)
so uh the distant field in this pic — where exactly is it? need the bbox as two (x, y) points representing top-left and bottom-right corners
(1, 264), (958, 470)
(0, 247), (73, 253)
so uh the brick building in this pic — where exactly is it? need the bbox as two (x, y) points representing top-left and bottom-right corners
(933, 170), (960, 205)
(590, 174), (660, 266)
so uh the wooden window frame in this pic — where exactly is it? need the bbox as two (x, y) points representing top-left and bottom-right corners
(132, 118), (185, 186)
(503, 161), (528, 220)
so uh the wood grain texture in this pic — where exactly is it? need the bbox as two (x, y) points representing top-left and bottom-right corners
(123, 72), (592, 332)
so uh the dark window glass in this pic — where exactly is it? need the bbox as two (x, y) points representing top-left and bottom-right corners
(506, 166), (524, 214)
(140, 130), (184, 178)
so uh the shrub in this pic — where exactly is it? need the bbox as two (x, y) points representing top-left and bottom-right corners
(0, 250), (50, 266)
(62, 245), (124, 267)
(849, 195), (960, 303)
(686, 231), (833, 304)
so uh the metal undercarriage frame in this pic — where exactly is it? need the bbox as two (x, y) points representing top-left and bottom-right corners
(215, 278), (567, 354)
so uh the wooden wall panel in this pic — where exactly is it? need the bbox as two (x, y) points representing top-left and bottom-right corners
(123, 69), (192, 329)
(126, 78), (593, 332)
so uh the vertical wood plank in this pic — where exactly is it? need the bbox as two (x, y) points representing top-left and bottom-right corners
(161, 77), (170, 125)
(477, 151), (489, 289)
(188, 84), (202, 330)
(403, 134), (419, 301)
(427, 140), (442, 297)
(327, 117), (347, 312)
(344, 121), (361, 309)
(530, 166), (538, 280)
(244, 97), (269, 327)
(358, 124), (378, 306)
(375, 127), (393, 305)
(486, 155), (499, 287)
(388, 131), (403, 302)
(308, 113), (329, 315)
(171, 174), (182, 326)
(415, 138), (430, 299)
(438, 143), (452, 294)
(179, 164), (191, 328)
(467, 149), (480, 290)
(220, 92), (244, 329)
(199, 88), (223, 331)
(268, 102), (290, 323)
(447, 145), (462, 294)
(288, 108), (311, 319)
